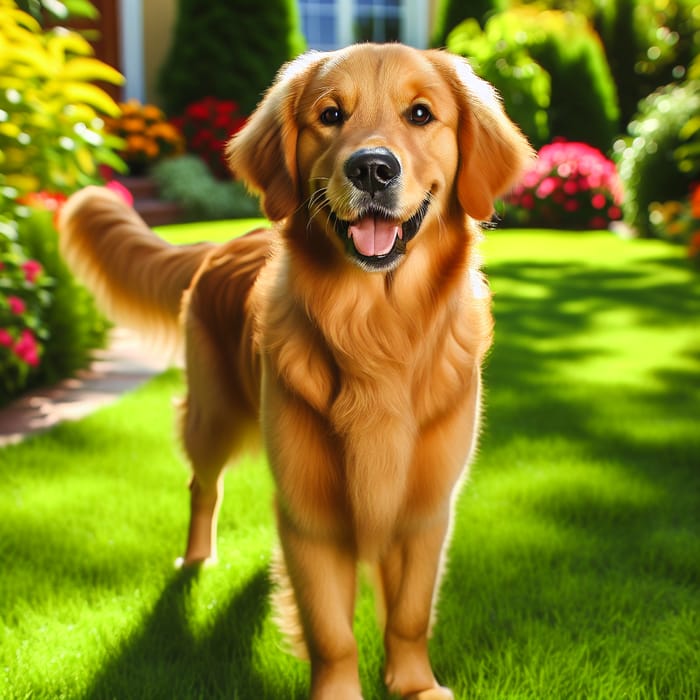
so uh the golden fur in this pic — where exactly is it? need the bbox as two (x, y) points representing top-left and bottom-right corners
(59, 44), (532, 700)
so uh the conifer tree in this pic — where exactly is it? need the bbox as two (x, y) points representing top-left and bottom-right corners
(158, 0), (306, 116)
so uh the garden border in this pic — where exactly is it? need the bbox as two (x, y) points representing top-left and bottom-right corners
(0, 328), (168, 447)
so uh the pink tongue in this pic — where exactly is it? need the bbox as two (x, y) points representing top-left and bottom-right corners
(349, 217), (401, 257)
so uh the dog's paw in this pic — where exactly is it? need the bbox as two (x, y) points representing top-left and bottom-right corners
(174, 555), (217, 569)
(404, 687), (454, 700)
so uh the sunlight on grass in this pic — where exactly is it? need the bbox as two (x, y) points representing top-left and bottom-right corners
(2, 227), (698, 699)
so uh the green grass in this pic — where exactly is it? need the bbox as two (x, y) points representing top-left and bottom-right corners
(1, 225), (698, 699)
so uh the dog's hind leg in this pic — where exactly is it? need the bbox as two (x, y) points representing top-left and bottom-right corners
(178, 396), (234, 566)
(177, 325), (257, 566)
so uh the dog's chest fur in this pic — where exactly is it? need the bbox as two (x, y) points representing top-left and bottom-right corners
(254, 239), (492, 553)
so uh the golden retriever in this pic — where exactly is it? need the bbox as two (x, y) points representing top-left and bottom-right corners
(59, 43), (531, 700)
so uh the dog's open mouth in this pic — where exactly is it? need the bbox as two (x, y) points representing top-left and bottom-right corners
(330, 198), (430, 271)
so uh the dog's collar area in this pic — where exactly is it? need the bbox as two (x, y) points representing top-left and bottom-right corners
(330, 198), (430, 271)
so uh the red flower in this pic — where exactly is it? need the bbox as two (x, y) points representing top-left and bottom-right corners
(0, 328), (12, 347)
(21, 260), (43, 284)
(8, 296), (26, 315)
(13, 329), (40, 367)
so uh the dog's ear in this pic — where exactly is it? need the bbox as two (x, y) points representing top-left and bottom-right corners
(226, 52), (325, 221)
(431, 51), (534, 221)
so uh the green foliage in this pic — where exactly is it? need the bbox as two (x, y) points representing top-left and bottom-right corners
(0, 0), (125, 198)
(0, 230), (52, 402)
(158, 0), (306, 117)
(430, 0), (507, 47)
(152, 154), (262, 222)
(594, 0), (700, 125)
(447, 14), (551, 145)
(614, 80), (700, 237)
(0, 0), (120, 401)
(447, 8), (620, 150)
(16, 208), (109, 390)
(16, 0), (98, 23)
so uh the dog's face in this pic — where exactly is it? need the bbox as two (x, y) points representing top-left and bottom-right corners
(228, 44), (532, 272)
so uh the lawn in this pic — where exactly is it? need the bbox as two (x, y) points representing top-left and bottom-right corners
(1, 224), (698, 699)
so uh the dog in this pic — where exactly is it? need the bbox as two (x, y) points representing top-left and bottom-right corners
(59, 43), (531, 700)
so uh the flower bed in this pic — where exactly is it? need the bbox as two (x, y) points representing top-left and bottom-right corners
(0, 240), (51, 399)
(172, 97), (247, 179)
(504, 140), (624, 230)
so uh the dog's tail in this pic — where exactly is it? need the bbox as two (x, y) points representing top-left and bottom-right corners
(58, 186), (215, 360)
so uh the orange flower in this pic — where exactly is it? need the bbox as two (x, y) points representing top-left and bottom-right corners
(126, 134), (149, 153)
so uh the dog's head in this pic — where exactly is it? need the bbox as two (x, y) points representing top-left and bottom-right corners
(228, 44), (532, 272)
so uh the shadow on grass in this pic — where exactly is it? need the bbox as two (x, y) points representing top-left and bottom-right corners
(85, 567), (282, 700)
(73, 253), (698, 699)
(425, 256), (700, 695)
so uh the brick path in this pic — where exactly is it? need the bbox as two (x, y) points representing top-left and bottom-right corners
(0, 328), (169, 447)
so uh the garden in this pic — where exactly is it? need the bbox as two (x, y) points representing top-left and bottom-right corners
(1, 0), (699, 698)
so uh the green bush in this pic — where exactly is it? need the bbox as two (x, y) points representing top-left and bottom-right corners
(158, 0), (306, 117)
(152, 154), (262, 221)
(16, 208), (109, 390)
(594, 0), (700, 125)
(447, 14), (551, 146)
(0, 0), (122, 401)
(447, 8), (620, 150)
(614, 80), (700, 237)
(431, 0), (507, 47)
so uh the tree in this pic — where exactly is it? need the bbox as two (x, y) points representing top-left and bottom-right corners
(158, 0), (306, 117)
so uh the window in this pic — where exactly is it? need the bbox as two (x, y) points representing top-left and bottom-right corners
(300, 0), (338, 51)
(354, 0), (401, 44)
(298, 0), (428, 50)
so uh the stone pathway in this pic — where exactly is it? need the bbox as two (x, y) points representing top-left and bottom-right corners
(0, 328), (169, 447)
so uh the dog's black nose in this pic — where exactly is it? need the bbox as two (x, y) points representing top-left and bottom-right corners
(344, 148), (401, 194)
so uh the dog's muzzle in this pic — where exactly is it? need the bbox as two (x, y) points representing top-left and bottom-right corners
(331, 148), (430, 272)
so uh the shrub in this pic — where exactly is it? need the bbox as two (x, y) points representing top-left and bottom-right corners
(648, 185), (700, 266)
(0, 229), (52, 402)
(14, 206), (109, 393)
(431, 0), (507, 47)
(614, 80), (700, 237)
(157, 0), (306, 117)
(103, 100), (184, 175)
(171, 97), (247, 179)
(0, 0), (125, 196)
(594, 0), (700, 125)
(0, 0), (122, 400)
(447, 8), (620, 150)
(447, 14), (551, 146)
(151, 154), (262, 222)
(503, 140), (624, 230)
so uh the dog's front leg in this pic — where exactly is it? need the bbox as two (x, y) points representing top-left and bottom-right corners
(380, 514), (454, 700)
(277, 508), (362, 700)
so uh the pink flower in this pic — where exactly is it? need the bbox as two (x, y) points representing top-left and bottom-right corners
(520, 193), (535, 210)
(8, 296), (26, 315)
(13, 329), (40, 367)
(536, 177), (558, 199)
(591, 193), (607, 210)
(0, 328), (13, 347)
(22, 260), (43, 284)
(105, 180), (135, 207)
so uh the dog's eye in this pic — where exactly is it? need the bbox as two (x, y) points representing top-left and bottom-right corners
(409, 104), (433, 126)
(320, 107), (344, 126)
